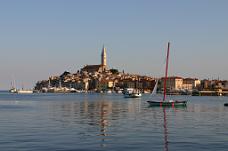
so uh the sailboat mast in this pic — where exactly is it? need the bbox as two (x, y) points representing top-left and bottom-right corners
(163, 42), (170, 101)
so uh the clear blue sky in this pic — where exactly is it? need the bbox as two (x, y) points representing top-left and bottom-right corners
(0, 0), (227, 89)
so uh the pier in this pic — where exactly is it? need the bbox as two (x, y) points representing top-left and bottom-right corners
(199, 90), (228, 96)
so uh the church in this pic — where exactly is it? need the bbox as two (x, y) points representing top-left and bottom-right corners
(81, 46), (108, 73)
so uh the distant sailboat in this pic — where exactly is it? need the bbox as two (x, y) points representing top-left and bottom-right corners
(151, 80), (158, 95)
(147, 42), (187, 107)
(9, 83), (17, 93)
(9, 76), (17, 93)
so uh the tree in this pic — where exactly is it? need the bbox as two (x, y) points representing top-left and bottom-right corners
(60, 71), (71, 78)
(110, 68), (119, 74)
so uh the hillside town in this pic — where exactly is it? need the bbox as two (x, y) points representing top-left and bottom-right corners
(34, 46), (228, 96)
(34, 46), (155, 93)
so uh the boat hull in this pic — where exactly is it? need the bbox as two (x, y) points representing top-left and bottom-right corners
(147, 100), (187, 107)
(124, 93), (142, 98)
(17, 90), (33, 94)
(9, 88), (17, 93)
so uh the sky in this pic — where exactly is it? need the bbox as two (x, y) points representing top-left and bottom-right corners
(0, 0), (227, 89)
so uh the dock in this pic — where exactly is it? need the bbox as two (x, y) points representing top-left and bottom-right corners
(199, 90), (228, 96)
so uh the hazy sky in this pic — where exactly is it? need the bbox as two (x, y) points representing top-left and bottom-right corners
(0, 0), (227, 89)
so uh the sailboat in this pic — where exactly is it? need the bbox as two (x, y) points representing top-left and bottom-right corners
(9, 78), (17, 93)
(151, 79), (158, 95)
(147, 42), (187, 107)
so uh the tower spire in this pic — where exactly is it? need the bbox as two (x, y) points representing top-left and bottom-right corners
(101, 45), (107, 66)
(101, 45), (107, 71)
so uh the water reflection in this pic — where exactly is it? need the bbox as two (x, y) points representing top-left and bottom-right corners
(1, 93), (228, 151)
(147, 99), (228, 151)
(163, 108), (169, 151)
(147, 104), (188, 151)
(99, 100), (111, 148)
(99, 101), (111, 135)
(47, 96), (142, 147)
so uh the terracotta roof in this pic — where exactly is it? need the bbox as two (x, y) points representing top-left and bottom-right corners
(82, 65), (102, 70)
(184, 78), (199, 80)
(161, 76), (183, 79)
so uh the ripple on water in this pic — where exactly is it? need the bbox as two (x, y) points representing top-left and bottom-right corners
(0, 93), (228, 151)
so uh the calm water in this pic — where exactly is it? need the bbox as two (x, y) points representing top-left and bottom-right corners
(0, 92), (228, 151)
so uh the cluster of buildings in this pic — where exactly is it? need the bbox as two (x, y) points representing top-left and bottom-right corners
(34, 46), (155, 93)
(160, 77), (200, 92)
(159, 76), (228, 96)
(34, 46), (228, 96)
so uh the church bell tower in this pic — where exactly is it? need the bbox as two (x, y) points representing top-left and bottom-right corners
(101, 45), (107, 71)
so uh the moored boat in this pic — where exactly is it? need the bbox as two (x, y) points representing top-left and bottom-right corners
(9, 80), (17, 93)
(124, 92), (142, 98)
(17, 89), (33, 94)
(124, 88), (142, 98)
(147, 100), (187, 107)
(9, 87), (17, 93)
(147, 42), (187, 107)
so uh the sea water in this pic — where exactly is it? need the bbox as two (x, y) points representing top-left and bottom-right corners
(0, 92), (228, 151)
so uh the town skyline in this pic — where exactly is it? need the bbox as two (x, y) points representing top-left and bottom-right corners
(0, 0), (228, 89)
(33, 46), (227, 96)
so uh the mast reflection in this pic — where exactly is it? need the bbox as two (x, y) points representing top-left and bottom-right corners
(163, 108), (169, 151)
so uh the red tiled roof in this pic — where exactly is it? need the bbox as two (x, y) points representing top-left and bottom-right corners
(82, 65), (102, 70)
(161, 76), (183, 79)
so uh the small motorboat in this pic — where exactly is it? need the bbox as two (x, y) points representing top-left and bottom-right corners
(124, 88), (142, 98)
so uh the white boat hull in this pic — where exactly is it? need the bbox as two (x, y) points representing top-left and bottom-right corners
(124, 93), (142, 98)
(17, 90), (33, 94)
(124, 88), (142, 98)
(9, 88), (17, 93)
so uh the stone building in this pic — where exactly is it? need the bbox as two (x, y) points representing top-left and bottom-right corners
(182, 78), (201, 90)
(81, 46), (107, 73)
(160, 76), (183, 91)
